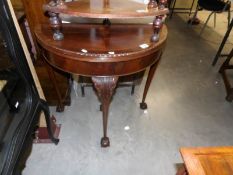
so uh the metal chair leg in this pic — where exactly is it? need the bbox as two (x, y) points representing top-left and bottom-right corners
(168, 0), (172, 8)
(227, 8), (231, 27)
(169, 0), (177, 19)
(188, 4), (199, 26)
(188, 0), (196, 16)
(214, 13), (216, 28)
(199, 11), (214, 36)
(219, 49), (233, 73)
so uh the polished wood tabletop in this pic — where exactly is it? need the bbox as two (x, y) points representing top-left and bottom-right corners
(35, 23), (167, 147)
(43, 0), (169, 41)
(35, 23), (167, 76)
(44, 0), (169, 19)
(179, 147), (233, 175)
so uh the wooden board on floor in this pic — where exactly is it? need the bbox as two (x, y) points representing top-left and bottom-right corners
(180, 146), (233, 175)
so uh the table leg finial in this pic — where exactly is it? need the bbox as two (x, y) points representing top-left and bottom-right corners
(151, 16), (163, 42)
(148, 0), (158, 9)
(158, 0), (168, 9)
(49, 12), (64, 40)
(49, 12), (64, 41)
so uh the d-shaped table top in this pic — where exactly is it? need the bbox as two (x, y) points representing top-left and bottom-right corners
(35, 23), (167, 76)
(35, 23), (167, 147)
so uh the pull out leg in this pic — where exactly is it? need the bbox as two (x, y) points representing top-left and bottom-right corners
(140, 53), (162, 109)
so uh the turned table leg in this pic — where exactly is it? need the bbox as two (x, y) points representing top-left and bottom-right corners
(49, 12), (64, 41)
(140, 54), (162, 110)
(92, 76), (118, 147)
(45, 0), (66, 40)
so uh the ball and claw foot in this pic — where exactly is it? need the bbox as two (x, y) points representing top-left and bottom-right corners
(140, 102), (148, 110)
(101, 137), (110, 147)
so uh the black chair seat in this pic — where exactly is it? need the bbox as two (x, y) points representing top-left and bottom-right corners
(199, 0), (231, 11)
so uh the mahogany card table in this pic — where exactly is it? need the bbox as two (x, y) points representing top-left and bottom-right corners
(36, 0), (168, 147)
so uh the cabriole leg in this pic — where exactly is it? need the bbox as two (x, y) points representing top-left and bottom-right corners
(92, 76), (118, 147)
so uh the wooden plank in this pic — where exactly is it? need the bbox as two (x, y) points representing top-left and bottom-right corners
(180, 147), (233, 175)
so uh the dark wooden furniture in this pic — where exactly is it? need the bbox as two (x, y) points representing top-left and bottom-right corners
(177, 147), (233, 175)
(219, 48), (233, 102)
(37, 0), (168, 147)
(79, 72), (145, 97)
(36, 24), (167, 147)
(211, 17), (233, 102)
(212, 18), (233, 66)
(43, 0), (168, 41)
(0, 0), (58, 174)
(20, 0), (72, 112)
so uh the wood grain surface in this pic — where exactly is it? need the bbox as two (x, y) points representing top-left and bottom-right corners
(44, 0), (169, 19)
(35, 23), (167, 76)
(180, 147), (233, 175)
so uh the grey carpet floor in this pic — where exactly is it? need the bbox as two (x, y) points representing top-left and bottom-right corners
(23, 13), (233, 175)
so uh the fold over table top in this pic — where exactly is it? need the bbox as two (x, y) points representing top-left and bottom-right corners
(35, 23), (167, 76)
(44, 0), (169, 19)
